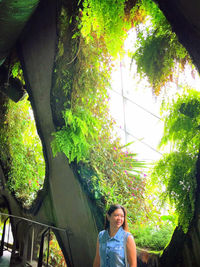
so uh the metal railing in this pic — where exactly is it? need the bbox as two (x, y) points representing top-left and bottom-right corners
(0, 212), (71, 267)
(0, 216), (12, 256)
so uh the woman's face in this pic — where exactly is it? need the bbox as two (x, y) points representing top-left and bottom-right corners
(107, 208), (125, 230)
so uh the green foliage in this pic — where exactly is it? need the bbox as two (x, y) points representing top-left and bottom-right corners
(11, 61), (24, 83)
(0, 96), (45, 207)
(89, 140), (146, 223)
(43, 232), (66, 266)
(160, 89), (200, 152)
(151, 152), (196, 233)
(134, 32), (187, 94)
(80, 0), (131, 57)
(132, 0), (188, 94)
(71, 36), (111, 114)
(151, 89), (200, 232)
(79, 0), (189, 94)
(137, 0), (168, 27)
(51, 108), (99, 163)
(133, 222), (175, 250)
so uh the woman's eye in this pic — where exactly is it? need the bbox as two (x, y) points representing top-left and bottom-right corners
(114, 215), (124, 218)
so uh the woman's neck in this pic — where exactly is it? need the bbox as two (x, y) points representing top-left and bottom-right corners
(109, 226), (120, 237)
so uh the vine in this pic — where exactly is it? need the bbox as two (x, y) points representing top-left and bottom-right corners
(132, 0), (189, 94)
(151, 89), (200, 232)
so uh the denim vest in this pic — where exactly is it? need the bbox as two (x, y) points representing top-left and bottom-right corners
(99, 227), (131, 267)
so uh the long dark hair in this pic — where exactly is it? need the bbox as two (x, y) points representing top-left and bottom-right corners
(104, 204), (129, 231)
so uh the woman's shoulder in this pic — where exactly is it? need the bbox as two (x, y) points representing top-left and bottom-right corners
(98, 229), (109, 241)
(98, 229), (106, 238)
(123, 230), (134, 239)
(99, 229), (106, 235)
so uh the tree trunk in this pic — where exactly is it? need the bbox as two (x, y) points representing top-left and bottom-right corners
(8, 0), (104, 266)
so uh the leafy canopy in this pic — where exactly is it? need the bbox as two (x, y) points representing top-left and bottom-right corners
(80, 0), (190, 94)
(132, 0), (189, 94)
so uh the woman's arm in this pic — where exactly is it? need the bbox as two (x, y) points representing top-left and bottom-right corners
(93, 238), (100, 267)
(127, 235), (137, 267)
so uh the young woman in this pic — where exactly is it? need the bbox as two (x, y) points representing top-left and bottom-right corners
(93, 204), (137, 267)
